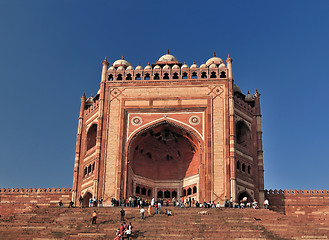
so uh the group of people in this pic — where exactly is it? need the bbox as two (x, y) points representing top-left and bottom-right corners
(110, 196), (270, 210)
(114, 222), (133, 240)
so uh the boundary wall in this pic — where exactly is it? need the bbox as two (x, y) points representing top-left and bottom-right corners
(265, 189), (329, 223)
(0, 188), (72, 217)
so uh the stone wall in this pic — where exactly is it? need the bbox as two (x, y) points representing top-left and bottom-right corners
(265, 189), (329, 223)
(0, 188), (72, 217)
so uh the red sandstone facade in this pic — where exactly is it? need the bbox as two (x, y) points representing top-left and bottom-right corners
(71, 51), (265, 206)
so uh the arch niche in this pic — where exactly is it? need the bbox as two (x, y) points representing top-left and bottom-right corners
(126, 121), (203, 200)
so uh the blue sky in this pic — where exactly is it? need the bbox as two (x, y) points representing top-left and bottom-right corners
(0, 0), (328, 190)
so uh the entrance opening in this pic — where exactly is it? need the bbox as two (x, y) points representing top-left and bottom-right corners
(127, 122), (201, 199)
(82, 192), (92, 207)
(238, 191), (252, 203)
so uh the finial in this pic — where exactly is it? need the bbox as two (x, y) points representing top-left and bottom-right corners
(184, 61), (186, 64)
(214, 51), (216, 57)
(167, 49), (170, 54)
(91, 93), (93, 98)
(102, 56), (109, 66)
(228, 54), (231, 58)
(254, 89), (261, 98)
(226, 54), (232, 63)
(82, 92), (86, 98)
(138, 62), (141, 66)
(203, 61), (205, 64)
(122, 55), (124, 60)
(193, 61), (195, 64)
(248, 91), (250, 94)
(148, 62), (150, 65)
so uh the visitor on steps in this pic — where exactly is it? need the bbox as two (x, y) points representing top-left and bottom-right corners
(263, 199), (269, 209)
(140, 207), (145, 219)
(119, 223), (124, 239)
(89, 198), (93, 207)
(58, 200), (63, 207)
(120, 208), (125, 221)
(148, 205), (151, 215)
(230, 197), (233, 208)
(99, 198), (103, 207)
(78, 196), (83, 208)
(125, 222), (133, 240)
(252, 199), (258, 209)
(68, 200), (74, 208)
(92, 211), (97, 224)
(151, 197), (155, 207)
(155, 203), (158, 214)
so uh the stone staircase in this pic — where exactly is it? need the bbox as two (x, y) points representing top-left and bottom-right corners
(0, 206), (328, 239)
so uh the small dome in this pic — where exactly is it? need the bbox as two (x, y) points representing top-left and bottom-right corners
(206, 52), (224, 67)
(135, 65), (143, 70)
(126, 65), (134, 70)
(172, 64), (180, 70)
(190, 62), (198, 68)
(86, 97), (94, 103)
(200, 63), (207, 69)
(108, 66), (115, 71)
(181, 62), (189, 69)
(218, 63), (226, 68)
(144, 64), (152, 70)
(154, 65), (161, 70)
(209, 63), (217, 69)
(158, 54), (178, 62)
(163, 64), (170, 70)
(113, 55), (129, 68)
(245, 91), (253, 101)
(117, 66), (125, 70)
(158, 49), (178, 62)
(233, 84), (241, 93)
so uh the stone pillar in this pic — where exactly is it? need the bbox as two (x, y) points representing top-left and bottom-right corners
(227, 54), (236, 201)
(226, 54), (233, 79)
(254, 89), (265, 203)
(93, 57), (109, 199)
(72, 93), (86, 204)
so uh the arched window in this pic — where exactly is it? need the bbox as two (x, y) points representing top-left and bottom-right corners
(92, 162), (95, 172)
(193, 186), (197, 194)
(84, 167), (87, 177)
(242, 163), (246, 172)
(210, 72), (217, 78)
(126, 73), (132, 80)
(154, 73), (160, 80)
(88, 164), (91, 173)
(201, 72), (207, 79)
(108, 74), (113, 81)
(248, 166), (251, 174)
(163, 73), (169, 79)
(141, 187), (146, 195)
(157, 190), (163, 198)
(135, 73), (141, 80)
(172, 191), (177, 198)
(117, 74), (122, 80)
(86, 124), (97, 151)
(173, 73), (179, 79)
(148, 189), (152, 197)
(164, 190), (170, 198)
(191, 72), (197, 79)
(237, 161), (241, 170)
(182, 72), (188, 79)
(183, 189), (186, 197)
(144, 73), (150, 80)
(136, 186), (140, 194)
(236, 121), (251, 148)
(187, 188), (192, 195)
(220, 71), (226, 78)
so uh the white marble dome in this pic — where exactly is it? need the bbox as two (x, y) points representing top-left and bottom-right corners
(154, 65), (161, 70)
(117, 66), (125, 70)
(190, 62), (198, 68)
(144, 64), (152, 70)
(206, 53), (224, 67)
(209, 63), (217, 69)
(158, 53), (178, 62)
(126, 65), (134, 70)
(135, 65), (143, 70)
(172, 64), (180, 70)
(163, 64), (171, 70)
(113, 56), (129, 68)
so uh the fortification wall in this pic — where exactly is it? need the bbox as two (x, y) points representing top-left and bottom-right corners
(265, 189), (329, 223)
(0, 188), (72, 217)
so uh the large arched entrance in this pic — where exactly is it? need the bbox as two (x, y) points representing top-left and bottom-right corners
(126, 122), (202, 200)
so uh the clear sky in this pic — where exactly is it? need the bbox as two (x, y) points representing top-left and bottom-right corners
(1, 0), (328, 190)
